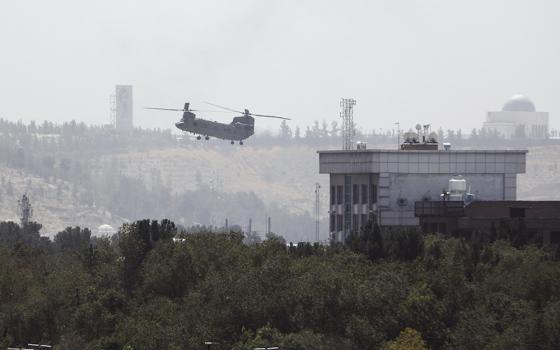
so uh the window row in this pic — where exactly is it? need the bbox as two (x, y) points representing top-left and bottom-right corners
(330, 213), (371, 232)
(330, 184), (377, 205)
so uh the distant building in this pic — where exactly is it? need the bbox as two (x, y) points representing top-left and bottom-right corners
(115, 85), (133, 131)
(482, 94), (548, 139)
(97, 224), (116, 236)
(318, 141), (527, 242)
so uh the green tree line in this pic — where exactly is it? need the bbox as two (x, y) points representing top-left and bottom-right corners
(1, 219), (560, 349)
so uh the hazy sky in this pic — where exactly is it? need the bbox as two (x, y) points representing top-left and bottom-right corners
(0, 0), (558, 134)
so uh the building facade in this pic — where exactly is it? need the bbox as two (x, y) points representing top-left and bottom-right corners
(318, 148), (527, 242)
(482, 94), (548, 139)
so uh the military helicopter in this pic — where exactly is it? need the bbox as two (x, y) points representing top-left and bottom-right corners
(146, 102), (290, 145)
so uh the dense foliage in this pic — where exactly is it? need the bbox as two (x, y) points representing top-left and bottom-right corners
(1, 219), (560, 349)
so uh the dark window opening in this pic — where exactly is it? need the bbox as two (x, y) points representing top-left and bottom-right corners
(361, 214), (368, 228)
(336, 186), (343, 205)
(353, 184), (359, 204)
(330, 186), (335, 205)
(336, 214), (343, 231)
(361, 184), (368, 204)
(510, 207), (526, 218)
(352, 214), (359, 231)
(330, 214), (335, 232)
(430, 223), (438, 233)
(551, 232), (560, 244)
(370, 184), (377, 204)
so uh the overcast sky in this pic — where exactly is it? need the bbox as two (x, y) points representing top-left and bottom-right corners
(0, 0), (558, 134)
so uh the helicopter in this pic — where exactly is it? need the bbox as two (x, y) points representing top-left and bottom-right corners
(146, 102), (290, 145)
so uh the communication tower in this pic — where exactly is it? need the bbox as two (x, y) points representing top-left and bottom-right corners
(340, 98), (356, 150)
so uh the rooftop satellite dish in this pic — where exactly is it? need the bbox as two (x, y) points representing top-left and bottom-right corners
(428, 131), (438, 143)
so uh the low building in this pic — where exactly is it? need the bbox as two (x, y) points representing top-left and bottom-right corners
(318, 145), (527, 242)
(415, 200), (560, 244)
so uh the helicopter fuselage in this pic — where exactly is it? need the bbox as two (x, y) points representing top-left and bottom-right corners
(175, 114), (255, 141)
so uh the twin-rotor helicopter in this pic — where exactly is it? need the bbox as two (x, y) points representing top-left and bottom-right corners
(146, 102), (290, 145)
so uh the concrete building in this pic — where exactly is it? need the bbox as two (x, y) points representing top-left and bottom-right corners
(318, 147), (527, 242)
(115, 85), (133, 131)
(482, 94), (548, 139)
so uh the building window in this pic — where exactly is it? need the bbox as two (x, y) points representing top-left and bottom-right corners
(370, 184), (377, 204)
(330, 214), (335, 232)
(510, 207), (526, 218)
(336, 214), (343, 231)
(361, 214), (368, 228)
(551, 232), (560, 245)
(352, 214), (359, 231)
(353, 184), (359, 204)
(361, 184), (368, 204)
(330, 186), (335, 205)
(336, 186), (343, 205)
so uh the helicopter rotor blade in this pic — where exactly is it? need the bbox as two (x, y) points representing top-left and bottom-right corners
(204, 101), (244, 114)
(145, 107), (185, 112)
(251, 113), (291, 120)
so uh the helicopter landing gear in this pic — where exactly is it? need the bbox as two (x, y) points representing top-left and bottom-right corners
(239, 140), (243, 145)
(196, 135), (201, 140)
(205, 135), (210, 140)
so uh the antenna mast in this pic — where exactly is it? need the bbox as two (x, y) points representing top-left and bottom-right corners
(315, 183), (321, 242)
(340, 98), (356, 150)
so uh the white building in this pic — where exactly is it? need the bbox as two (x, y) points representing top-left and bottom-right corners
(318, 147), (527, 242)
(482, 94), (548, 139)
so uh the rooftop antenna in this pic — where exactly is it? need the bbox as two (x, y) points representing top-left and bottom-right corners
(394, 122), (401, 149)
(340, 98), (356, 150)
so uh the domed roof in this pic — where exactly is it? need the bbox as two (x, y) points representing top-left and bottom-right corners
(502, 94), (536, 112)
(97, 224), (116, 234)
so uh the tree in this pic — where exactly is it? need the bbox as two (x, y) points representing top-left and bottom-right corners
(54, 226), (92, 252)
(117, 219), (177, 293)
(279, 120), (293, 140)
(385, 328), (428, 350)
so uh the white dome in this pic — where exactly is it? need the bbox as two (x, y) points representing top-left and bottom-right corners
(97, 224), (116, 235)
(502, 94), (536, 112)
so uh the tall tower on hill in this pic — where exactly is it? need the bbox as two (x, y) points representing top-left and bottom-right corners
(113, 85), (133, 132)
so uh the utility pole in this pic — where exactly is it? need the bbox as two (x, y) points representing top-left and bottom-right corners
(315, 183), (321, 242)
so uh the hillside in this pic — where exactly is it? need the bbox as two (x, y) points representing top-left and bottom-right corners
(518, 145), (560, 200)
(105, 145), (330, 215)
(1, 142), (559, 238)
(0, 165), (124, 236)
